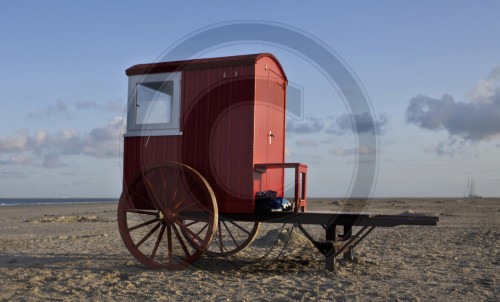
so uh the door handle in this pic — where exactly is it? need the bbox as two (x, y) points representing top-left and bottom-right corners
(269, 131), (274, 144)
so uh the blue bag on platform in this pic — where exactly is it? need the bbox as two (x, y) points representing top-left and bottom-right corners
(278, 197), (292, 211)
(255, 191), (292, 212)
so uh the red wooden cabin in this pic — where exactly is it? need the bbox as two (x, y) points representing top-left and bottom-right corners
(124, 53), (306, 214)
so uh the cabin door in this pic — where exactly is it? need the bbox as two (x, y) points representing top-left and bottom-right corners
(265, 77), (286, 196)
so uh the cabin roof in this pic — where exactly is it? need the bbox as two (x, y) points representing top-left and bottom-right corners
(125, 53), (287, 80)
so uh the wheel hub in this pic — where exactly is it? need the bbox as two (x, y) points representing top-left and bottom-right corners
(159, 210), (176, 223)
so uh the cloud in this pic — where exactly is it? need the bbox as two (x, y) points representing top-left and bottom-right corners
(406, 94), (455, 130)
(329, 145), (376, 156)
(82, 117), (123, 157)
(42, 153), (67, 169)
(50, 129), (82, 156)
(425, 139), (477, 158)
(27, 100), (70, 119)
(0, 117), (124, 168)
(60, 171), (78, 176)
(26, 100), (125, 120)
(338, 112), (387, 134)
(434, 139), (465, 157)
(0, 129), (29, 152)
(0, 154), (37, 166)
(287, 113), (387, 136)
(0, 170), (29, 179)
(406, 66), (500, 141)
(295, 138), (318, 147)
(75, 101), (101, 110)
(325, 113), (388, 135)
(76, 101), (124, 113)
(287, 117), (324, 134)
(6, 128), (83, 157)
(468, 66), (500, 104)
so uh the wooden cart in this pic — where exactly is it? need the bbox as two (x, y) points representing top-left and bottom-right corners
(118, 54), (438, 270)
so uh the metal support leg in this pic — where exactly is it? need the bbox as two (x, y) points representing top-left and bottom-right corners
(325, 224), (337, 271)
(299, 223), (376, 271)
(325, 250), (335, 271)
(343, 225), (353, 261)
(326, 224), (336, 241)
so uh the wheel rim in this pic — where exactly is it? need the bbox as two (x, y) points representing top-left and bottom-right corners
(209, 220), (259, 256)
(118, 162), (218, 270)
(183, 219), (259, 257)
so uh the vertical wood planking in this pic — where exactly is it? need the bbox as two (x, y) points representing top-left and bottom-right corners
(124, 54), (286, 213)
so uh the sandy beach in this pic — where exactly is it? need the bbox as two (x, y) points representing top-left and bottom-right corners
(0, 198), (498, 301)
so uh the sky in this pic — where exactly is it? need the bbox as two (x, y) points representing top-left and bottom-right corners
(0, 1), (499, 198)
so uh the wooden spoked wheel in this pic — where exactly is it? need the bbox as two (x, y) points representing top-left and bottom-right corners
(183, 220), (260, 257)
(117, 162), (218, 270)
(208, 220), (260, 256)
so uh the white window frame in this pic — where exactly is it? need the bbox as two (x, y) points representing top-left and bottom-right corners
(125, 72), (182, 137)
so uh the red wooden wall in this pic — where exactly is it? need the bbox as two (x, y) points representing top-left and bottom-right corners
(124, 54), (287, 213)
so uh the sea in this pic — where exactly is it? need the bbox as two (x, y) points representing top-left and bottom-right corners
(0, 198), (118, 207)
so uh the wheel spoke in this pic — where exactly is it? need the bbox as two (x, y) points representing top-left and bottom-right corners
(128, 189), (154, 207)
(175, 213), (209, 223)
(184, 220), (203, 227)
(195, 223), (209, 237)
(175, 198), (209, 214)
(172, 224), (191, 258)
(199, 222), (258, 257)
(127, 209), (158, 215)
(174, 220), (204, 244)
(150, 224), (166, 260)
(136, 222), (161, 248)
(143, 175), (164, 210)
(172, 180), (198, 210)
(160, 167), (168, 197)
(167, 225), (173, 265)
(128, 218), (160, 232)
(170, 168), (180, 208)
(160, 167), (169, 207)
(218, 222), (223, 253)
(228, 221), (252, 235)
(222, 221), (239, 247)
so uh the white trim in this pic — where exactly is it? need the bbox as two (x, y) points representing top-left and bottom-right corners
(126, 72), (182, 136)
(124, 130), (183, 137)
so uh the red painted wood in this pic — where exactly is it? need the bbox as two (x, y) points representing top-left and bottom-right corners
(126, 53), (288, 79)
(253, 163), (308, 211)
(252, 56), (286, 200)
(124, 54), (289, 213)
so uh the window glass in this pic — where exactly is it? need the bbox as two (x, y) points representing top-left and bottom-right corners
(135, 81), (173, 125)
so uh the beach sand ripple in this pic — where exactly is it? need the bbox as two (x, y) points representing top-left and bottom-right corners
(0, 199), (498, 301)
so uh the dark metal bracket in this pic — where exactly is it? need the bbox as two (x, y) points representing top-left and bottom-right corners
(298, 223), (376, 271)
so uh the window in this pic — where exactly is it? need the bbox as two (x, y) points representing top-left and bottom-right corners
(126, 72), (181, 136)
(135, 81), (173, 125)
